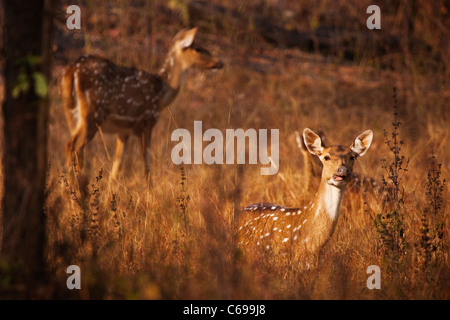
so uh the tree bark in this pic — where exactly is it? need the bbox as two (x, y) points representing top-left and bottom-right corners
(1, 0), (55, 298)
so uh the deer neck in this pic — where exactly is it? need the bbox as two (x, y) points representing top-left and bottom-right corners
(158, 53), (187, 107)
(311, 179), (346, 225)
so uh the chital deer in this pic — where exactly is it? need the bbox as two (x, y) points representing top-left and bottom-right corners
(62, 27), (223, 181)
(237, 128), (373, 258)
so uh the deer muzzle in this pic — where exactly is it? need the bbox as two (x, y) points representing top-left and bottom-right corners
(333, 166), (351, 182)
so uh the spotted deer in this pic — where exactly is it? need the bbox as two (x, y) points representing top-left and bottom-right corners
(62, 28), (223, 181)
(237, 128), (373, 258)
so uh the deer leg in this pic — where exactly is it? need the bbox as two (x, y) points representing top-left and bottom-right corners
(140, 129), (153, 183)
(65, 119), (97, 173)
(110, 134), (129, 181)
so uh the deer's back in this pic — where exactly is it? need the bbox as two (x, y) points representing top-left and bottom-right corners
(73, 55), (164, 134)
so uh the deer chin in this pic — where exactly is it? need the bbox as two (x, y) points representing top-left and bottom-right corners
(328, 174), (349, 187)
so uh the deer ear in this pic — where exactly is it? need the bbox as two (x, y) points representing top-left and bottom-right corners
(178, 27), (198, 49)
(303, 128), (324, 156)
(350, 130), (373, 156)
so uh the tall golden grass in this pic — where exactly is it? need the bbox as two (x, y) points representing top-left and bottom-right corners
(3, 0), (450, 299)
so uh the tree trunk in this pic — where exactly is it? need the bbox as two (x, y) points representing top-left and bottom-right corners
(1, 0), (55, 298)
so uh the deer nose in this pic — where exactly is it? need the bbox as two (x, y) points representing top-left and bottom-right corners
(337, 166), (351, 176)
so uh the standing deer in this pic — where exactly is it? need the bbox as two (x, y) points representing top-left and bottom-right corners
(237, 128), (373, 259)
(62, 27), (223, 181)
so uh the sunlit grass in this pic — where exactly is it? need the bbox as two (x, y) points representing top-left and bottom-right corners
(2, 0), (449, 299)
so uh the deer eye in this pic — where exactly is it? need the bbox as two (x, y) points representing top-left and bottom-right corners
(350, 155), (357, 161)
(324, 155), (331, 161)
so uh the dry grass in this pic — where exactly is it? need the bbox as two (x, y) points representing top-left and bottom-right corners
(2, 0), (450, 299)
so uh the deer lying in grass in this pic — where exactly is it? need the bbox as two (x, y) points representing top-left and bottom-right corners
(62, 28), (223, 182)
(237, 128), (373, 259)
